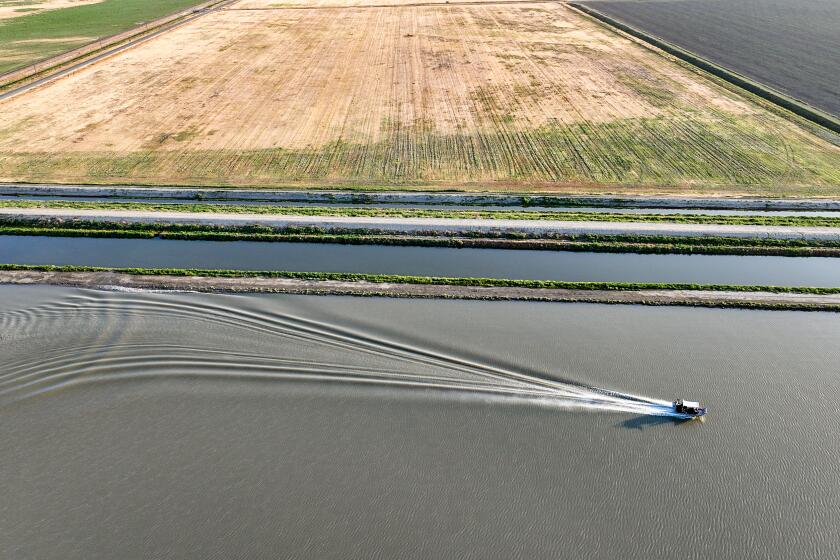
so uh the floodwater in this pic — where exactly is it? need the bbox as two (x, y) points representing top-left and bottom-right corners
(2, 235), (840, 286)
(1, 286), (839, 559)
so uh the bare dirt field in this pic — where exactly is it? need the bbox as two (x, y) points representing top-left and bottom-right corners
(232, 0), (549, 7)
(0, 0), (838, 194)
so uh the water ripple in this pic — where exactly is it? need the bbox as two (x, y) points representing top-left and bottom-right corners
(0, 290), (675, 415)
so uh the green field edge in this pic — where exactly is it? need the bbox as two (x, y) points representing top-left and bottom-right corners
(3, 220), (840, 257)
(0, 0), (227, 91)
(3, 199), (840, 227)
(2, 263), (838, 295)
(569, 3), (840, 135)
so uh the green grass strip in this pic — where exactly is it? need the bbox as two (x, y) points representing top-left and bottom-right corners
(3, 264), (839, 294)
(3, 199), (840, 227)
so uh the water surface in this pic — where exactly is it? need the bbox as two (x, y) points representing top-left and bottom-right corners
(2, 235), (839, 286)
(1, 286), (839, 559)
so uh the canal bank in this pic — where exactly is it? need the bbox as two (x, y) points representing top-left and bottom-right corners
(2, 267), (839, 311)
(2, 207), (840, 240)
(4, 183), (840, 210)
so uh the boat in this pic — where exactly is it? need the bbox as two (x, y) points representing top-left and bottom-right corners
(672, 399), (707, 418)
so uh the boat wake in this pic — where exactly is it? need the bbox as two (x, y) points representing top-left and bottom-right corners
(0, 289), (681, 417)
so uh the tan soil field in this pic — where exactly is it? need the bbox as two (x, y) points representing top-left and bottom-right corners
(233, 0), (547, 8)
(0, 0), (838, 194)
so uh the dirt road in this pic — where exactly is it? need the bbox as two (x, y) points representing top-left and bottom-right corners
(3, 207), (840, 239)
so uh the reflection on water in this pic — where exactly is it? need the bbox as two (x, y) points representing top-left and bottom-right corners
(2, 287), (840, 558)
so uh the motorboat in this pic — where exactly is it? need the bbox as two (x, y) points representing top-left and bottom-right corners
(672, 399), (707, 418)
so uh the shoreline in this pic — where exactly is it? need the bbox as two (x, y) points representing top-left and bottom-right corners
(2, 269), (839, 311)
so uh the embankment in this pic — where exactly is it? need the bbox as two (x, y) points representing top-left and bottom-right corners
(570, 3), (840, 134)
(2, 267), (839, 311)
(3, 207), (840, 240)
(4, 184), (840, 210)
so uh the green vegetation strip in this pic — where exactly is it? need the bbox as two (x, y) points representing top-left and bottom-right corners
(3, 220), (840, 256)
(3, 200), (840, 227)
(0, 0), (211, 75)
(2, 264), (838, 295)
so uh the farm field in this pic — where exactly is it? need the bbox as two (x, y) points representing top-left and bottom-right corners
(0, 1), (838, 194)
(0, 0), (101, 21)
(0, 0), (210, 74)
(233, 0), (549, 6)
(584, 0), (840, 118)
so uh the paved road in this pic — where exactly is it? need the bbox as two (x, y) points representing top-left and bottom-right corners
(3, 207), (840, 240)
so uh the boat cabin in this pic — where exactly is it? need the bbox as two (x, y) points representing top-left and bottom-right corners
(673, 399), (704, 415)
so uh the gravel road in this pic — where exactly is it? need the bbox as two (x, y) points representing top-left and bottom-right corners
(3, 207), (840, 240)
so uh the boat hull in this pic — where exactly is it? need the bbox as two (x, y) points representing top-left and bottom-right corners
(673, 407), (707, 419)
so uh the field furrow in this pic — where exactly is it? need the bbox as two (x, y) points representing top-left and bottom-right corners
(0, 0), (837, 195)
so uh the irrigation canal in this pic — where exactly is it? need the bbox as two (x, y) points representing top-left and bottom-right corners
(2, 235), (839, 286)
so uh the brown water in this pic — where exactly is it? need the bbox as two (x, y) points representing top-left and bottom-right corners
(2, 286), (840, 559)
